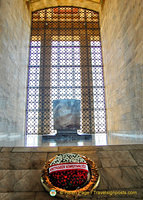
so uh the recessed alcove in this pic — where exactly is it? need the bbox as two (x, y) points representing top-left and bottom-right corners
(0, 0), (142, 140)
(0, 0), (143, 198)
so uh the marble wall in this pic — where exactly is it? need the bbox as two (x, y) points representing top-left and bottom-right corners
(0, 145), (143, 199)
(100, 0), (143, 133)
(0, 0), (31, 136)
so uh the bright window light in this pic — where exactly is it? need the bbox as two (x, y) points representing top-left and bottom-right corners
(26, 40), (41, 134)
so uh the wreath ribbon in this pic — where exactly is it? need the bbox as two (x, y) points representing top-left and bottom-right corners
(49, 163), (88, 173)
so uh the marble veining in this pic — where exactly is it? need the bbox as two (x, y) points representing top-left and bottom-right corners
(0, 145), (143, 199)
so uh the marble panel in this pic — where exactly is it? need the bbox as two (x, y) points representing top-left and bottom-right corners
(13, 170), (44, 192)
(93, 193), (138, 200)
(99, 167), (143, 189)
(0, 192), (36, 200)
(96, 170), (109, 190)
(12, 147), (58, 152)
(1, 147), (13, 152)
(110, 144), (143, 151)
(130, 149), (143, 165)
(35, 192), (58, 200)
(9, 153), (47, 169)
(136, 166), (143, 179)
(0, 0), (30, 136)
(30, 153), (48, 169)
(0, 170), (15, 192)
(97, 151), (137, 167)
(58, 146), (97, 152)
(10, 192), (36, 200)
(0, 170), (44, 192)
(9, 153), (31, 170)
(100, 146), (113, 151)
(0, 153), (10, 169)
(0, 193), (9, 200)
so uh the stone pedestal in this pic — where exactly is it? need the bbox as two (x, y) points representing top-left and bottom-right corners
(42, 130), (92, 142)
(42, 99), (92, 141)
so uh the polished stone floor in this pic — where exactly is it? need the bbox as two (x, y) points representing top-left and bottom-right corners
(0, 144), (143, 200)
(0, 132), (143, 147)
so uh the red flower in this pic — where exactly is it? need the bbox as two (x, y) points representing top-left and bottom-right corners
(49, 169), (88, 190)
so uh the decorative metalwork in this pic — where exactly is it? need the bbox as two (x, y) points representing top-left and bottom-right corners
(26, 7), (106, 134)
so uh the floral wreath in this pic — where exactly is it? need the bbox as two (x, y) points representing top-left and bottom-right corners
(41, 153), (100, 199)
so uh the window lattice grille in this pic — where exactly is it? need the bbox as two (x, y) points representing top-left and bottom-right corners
(26, 7), (106, 135)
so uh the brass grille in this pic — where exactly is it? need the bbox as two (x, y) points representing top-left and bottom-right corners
(26, 7), (106, 134)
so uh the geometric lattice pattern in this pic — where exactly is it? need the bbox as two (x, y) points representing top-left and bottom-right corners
(26, 7), (106, 134)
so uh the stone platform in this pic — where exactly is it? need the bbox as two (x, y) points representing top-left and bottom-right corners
(0, 144), (143, 200)
(42, 130), (92, 142)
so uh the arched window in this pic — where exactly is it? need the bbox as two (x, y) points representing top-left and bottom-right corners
(26, 7), (106, 134)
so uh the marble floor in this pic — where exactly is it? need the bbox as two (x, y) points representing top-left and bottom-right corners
(0, 144), (143, 200)
(0, 132), (143, 147)
(0, 138), (143, 199)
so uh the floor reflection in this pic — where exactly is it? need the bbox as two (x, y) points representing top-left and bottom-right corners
(0, 132), (143, 147)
